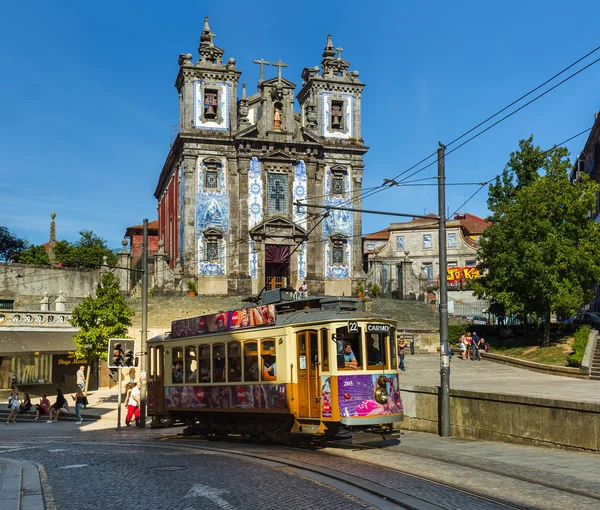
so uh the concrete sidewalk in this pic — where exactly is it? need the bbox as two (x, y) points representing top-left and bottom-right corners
(400, 353), (600, 404)
(0, 458), (44, 510)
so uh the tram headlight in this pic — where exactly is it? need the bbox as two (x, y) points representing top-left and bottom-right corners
(374, 387), (389, 404)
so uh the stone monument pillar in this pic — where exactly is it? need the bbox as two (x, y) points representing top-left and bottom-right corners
(48, 212), (57, 265)
(55, 291), (67, 312)
(40, 293), (49, 311)
(117, 239), (131, 293)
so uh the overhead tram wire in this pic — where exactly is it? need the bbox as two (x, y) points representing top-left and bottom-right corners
(344, 46), (600, 206)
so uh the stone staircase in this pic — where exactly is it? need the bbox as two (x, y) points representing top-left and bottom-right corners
(591, 340), (600, 380)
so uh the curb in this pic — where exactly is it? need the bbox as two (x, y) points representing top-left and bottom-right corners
(0, 458), (45, 510)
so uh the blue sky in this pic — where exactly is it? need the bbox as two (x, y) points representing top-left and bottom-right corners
(1, 0), (599, 249)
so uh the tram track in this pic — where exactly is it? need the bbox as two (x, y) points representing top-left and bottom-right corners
(141, 437), (524, 509)
(315, 436), (600, 505)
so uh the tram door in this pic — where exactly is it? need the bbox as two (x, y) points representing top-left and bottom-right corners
(151, 346), (164, 413)
(297, 331), (320, 418)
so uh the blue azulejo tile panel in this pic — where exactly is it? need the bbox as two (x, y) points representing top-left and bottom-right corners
(293, 160), (307, 280)
(248, 157), (263, 280)
(179, 163), (185, 267)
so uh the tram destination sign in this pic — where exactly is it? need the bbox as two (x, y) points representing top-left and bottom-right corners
(171, 304), (276, 339)
(366, 323), (390, 333)
(348, 321), (390, 333)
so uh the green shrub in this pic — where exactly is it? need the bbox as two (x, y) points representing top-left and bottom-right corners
(567, 325), (590, 367)
(370, 283), (381, 298)
(448, 324), (468, 345)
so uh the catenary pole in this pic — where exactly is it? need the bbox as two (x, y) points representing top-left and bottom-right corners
(117, 368), (122, 429)
(438, 143), (451, 437)
(139, 219), (149, 427)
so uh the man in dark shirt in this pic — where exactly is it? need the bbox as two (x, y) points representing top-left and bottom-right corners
(471, 332), (481, 361)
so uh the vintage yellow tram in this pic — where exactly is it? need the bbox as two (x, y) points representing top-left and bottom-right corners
(147, 289), (403, 440)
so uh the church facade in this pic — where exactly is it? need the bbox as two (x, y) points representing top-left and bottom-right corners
(154, 18), (368, 296)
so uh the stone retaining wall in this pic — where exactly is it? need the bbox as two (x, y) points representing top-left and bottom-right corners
(399, 385), (600, 452)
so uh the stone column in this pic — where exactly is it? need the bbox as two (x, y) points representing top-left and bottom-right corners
(55, 291), (67, 312)
(117, 239), (131, 293)
(40, 293), (49, 311)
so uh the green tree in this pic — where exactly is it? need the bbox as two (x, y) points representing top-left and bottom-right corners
(473, 137), (600, 346)
(55, 230), (117, 268)
(70, 272), (135, 387)
(16, 245), (50, 265)
(0, 226), (27, 262)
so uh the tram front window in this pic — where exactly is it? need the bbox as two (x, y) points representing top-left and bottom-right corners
(366, 332), (388, 368)
(336, 326), (362, 369)
(261, 338), (276, 381)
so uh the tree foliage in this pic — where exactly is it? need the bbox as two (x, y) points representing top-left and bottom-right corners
(55, 230), (118, 268)
(0, 226), (27, 262)
(70, 272), (134, 362)
(473, 136), (600, 346)
(16, 244), (50, 265)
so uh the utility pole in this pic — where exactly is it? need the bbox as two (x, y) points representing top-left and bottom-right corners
(438, 143), (451, 437)
(139, 219), (149, 427)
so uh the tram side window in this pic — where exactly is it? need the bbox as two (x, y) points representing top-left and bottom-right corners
(227, 342), (242, 382)
(213, 343), (226, 382)
(172, 348), (183, 383)
(320, 328), (329, 371)
(244, 341), (258, 381)
(261, 338), (276, 381)
(185, 346), (197, 383)
(336, 326), (361, 369)
(199, 345), (211, 382)
(366, 333), (387, 368)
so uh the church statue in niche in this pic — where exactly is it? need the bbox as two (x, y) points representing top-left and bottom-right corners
(273, 102), (283, 131)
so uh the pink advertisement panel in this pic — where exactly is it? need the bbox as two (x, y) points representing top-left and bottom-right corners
(335, 374), (402, 418)
(165, 384), (287, 410)
(171, 304), (276, 339)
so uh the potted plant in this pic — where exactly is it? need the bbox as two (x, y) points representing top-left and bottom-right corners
(186, 280), (197, 297)
(370, 283), (381, 298)
(356, 280), (365, 299)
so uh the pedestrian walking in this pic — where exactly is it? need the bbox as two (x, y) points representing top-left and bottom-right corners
(125, 381), (141, 426)
(6, 386), (20, 424)
(71, 388), (87, 424)
(471, 332), (482, 361)
(398, 339), (408, 371)
(76, 365), (86, 392)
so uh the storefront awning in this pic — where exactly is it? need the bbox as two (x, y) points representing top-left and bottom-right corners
(0, 329), (78, 355)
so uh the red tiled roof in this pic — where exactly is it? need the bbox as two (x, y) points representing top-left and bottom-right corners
(363, 228), (390, 240)
(125, 220), (159, 237)
(455, 213), (491, 235)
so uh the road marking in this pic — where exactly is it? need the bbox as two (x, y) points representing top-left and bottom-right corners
(59, 464), (88, 469)
(48, 449), (68, 452)
(184, 483), (235, 509)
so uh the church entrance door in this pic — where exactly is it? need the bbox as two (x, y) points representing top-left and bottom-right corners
(265, 244), (290, 290)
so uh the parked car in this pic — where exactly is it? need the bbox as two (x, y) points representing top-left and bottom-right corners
(470, 316), (489, 325)
(573, 312), (600, 329)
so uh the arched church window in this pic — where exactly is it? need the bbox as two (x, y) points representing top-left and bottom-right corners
(330, 166), (347, 197)
(203, 228), (223, 263)
(203, 158), (222, 191)
(331, 235), (347, 265)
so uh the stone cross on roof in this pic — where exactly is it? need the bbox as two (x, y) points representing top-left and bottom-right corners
(253, 58), (270, 82)
(271, 60), (288, 85)
(336, 47), (343, 60)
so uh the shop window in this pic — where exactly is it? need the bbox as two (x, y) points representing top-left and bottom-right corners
(320, 328), (329, 371)
(261, 338), (276, 381)
(213, 343), (225, 382)
(185, 346), (197, 383)
(172, 348), (183, 383)
(244, 341), (258, 381)
(366, 332), (388, 369)
(227, 342), (242, 382)
(199, 345), (211, 382)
